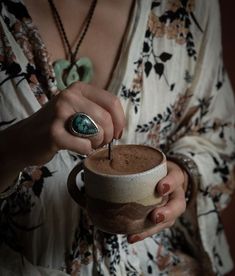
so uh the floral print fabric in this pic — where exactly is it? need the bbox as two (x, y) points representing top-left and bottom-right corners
(0, 0), (234, 275)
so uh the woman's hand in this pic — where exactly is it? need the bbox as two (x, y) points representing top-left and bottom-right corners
(0, 81), (125, 190)
(127, 161), (188, 244)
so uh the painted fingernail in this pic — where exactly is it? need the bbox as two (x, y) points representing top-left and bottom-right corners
(156, 213), (165, 224)
(162, 183), (170, 195)
(128, 235), (141, 244)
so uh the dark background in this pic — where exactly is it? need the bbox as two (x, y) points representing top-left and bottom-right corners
(220, 1), (235, 275)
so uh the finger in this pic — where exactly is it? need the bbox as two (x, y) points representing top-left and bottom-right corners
(128, 187), (186, 244)
(61, 120), (105, 152)
(127, 221), (170, 244)
(51, 91), (111, 150)
(52, 91), (113, 146)
(156, 161), (185, 196)
(88, 123), (105, 149)
(74, 82), (125, 139)
(55, 128), (93, 155)
(151, 186), (186, 225)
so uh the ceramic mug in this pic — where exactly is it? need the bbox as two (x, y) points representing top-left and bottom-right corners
(67, 144), (167, 234)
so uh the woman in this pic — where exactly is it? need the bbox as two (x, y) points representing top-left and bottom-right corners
(0, 0), (234, 275)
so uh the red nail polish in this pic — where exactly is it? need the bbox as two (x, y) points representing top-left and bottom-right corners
(162, 183), (170, 195)
(129, 235), (141, 244)
(156, 213), (165, 224)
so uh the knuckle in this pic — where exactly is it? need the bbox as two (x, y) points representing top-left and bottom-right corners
(90, 129), (104, 149)
(72, 81), (87, 96)
(110, 96), (123, 113)
(168, 219), (176, 228)
(180, 199), (187, 213)
(58, 86), (82, 105)
(163, 208), (171, 220)
(58, 89), (70, 102)
(110, 94), (120, 108)
(79, 140), (92, 155)
(54, 95), (69, 117)
(100, 110), (112, 126)
(177, 188), (187, 213)
(112, 98), (125, 122)
(91, 139), (102, 149)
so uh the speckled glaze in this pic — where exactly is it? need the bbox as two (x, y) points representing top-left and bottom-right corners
(67, 145), (167, 234)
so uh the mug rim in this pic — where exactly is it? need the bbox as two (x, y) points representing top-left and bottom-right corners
(84, 144), (166, 178)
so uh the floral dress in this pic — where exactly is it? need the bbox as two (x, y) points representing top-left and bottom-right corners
(0, 0), (234, 275)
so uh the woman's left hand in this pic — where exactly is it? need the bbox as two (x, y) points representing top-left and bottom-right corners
(127, 161), (188, 244)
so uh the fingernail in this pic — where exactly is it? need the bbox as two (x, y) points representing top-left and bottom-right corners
(162, 183), (170, 195)
(156, 213), (165, 224)
(128, 235), (141, 244)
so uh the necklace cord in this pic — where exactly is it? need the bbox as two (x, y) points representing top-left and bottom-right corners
(48, 0), (97, 64)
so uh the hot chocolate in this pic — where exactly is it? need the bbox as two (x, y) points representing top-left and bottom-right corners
(85, 144), (163, 175)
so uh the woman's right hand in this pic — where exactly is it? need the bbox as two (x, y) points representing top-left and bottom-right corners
(0, 81), (125, 172)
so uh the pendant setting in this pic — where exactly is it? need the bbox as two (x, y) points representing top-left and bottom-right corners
(53, 57), (93, 90)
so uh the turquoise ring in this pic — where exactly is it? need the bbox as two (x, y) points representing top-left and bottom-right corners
(68, 112), (99, 138)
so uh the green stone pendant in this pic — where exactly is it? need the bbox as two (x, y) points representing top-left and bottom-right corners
(53, 57), (93, 90)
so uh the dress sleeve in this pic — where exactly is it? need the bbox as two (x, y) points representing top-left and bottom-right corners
(167, 1), (235, 274)
(0, 9), (70, 276)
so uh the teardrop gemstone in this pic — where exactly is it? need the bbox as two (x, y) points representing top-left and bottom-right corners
(71, 113), (99, 137)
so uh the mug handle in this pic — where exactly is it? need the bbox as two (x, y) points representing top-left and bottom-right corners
(67, 162), (86, 208)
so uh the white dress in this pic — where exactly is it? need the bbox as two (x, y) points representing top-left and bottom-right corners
(0, 0), (234, 275)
